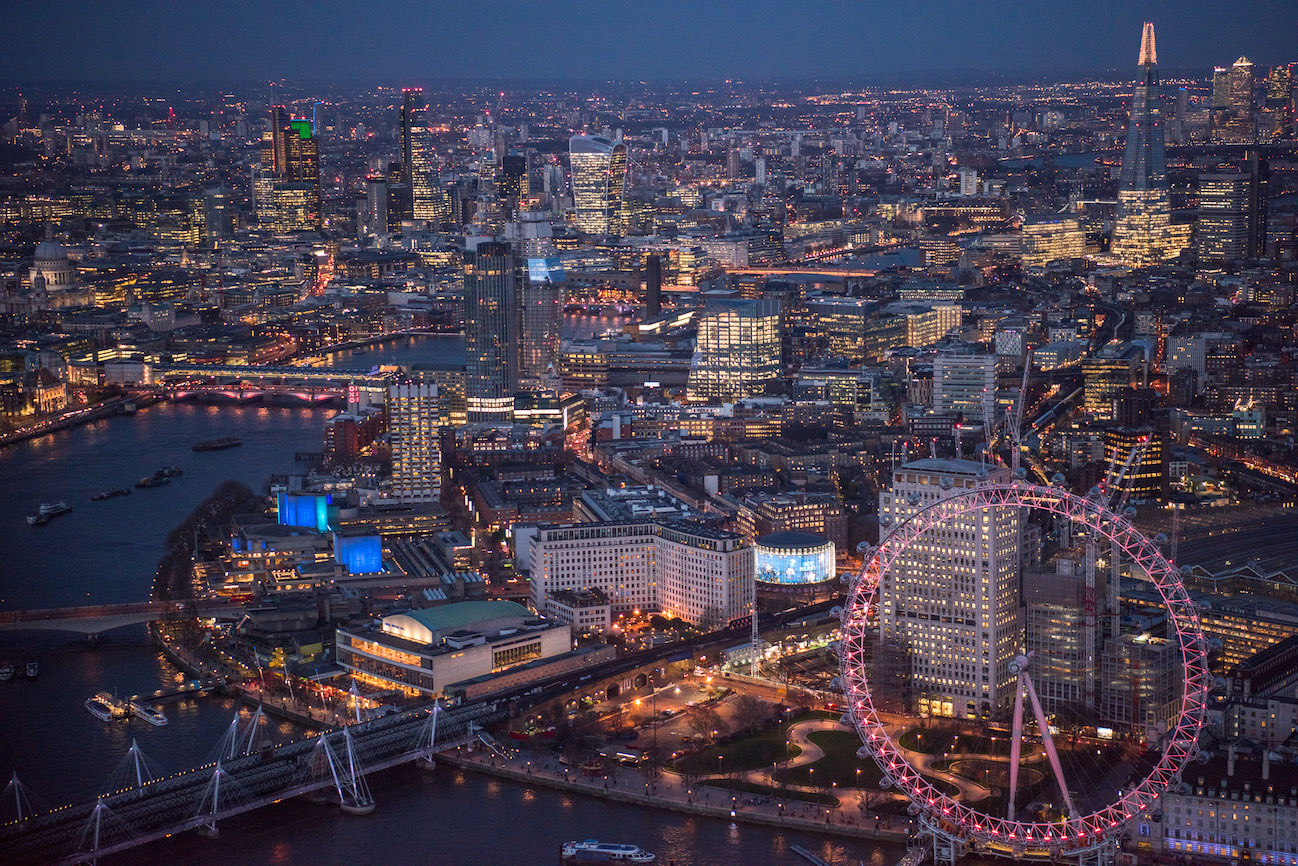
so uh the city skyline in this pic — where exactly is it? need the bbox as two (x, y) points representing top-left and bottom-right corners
(2, 1), (1296, 85)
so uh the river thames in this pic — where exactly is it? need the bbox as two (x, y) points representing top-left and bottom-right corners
(0, 330), (909, 864)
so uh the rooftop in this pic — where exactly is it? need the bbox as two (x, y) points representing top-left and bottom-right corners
(393, 600), (532, 634)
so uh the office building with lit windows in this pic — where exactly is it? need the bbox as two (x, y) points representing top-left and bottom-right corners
(464, 240), (519, 422)
(387, 382), (441, 503)
(257, 106), (321, 230)
(1020, 217), (1086, 268)
(1111, 23), (1191, 266)
(1082, 355), (1139, 419)
(1103, 426), (1165, 502)
(400, 88), (448, 224)
(932, 352), (996, 419)
(878, 459), (1021, 719)
(569, 135), (628, 235)
(529, 520), (753, 627)
(687, 298), (781, 403)
(1198, 171), (1251, 262)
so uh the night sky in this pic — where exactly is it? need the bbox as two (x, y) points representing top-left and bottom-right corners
(3, 0), (1294, 84)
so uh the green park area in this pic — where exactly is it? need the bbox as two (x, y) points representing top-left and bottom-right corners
(671, 710), (836, 777)
(773, 729), (883, 788)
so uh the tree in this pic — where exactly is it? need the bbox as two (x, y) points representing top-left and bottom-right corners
(638, 740), (668, 792)
(686, 704), (726, 742)
(732, 694), (772, 736)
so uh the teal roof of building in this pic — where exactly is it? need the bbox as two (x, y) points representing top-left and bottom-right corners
(391, 600), (532, 634)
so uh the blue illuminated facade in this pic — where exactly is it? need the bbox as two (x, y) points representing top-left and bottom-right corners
(277, 491), (331, 533)
(333, 531), (383, 574)
(754, 532), (835, 586)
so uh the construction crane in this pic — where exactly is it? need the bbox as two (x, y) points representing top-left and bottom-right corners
(1082, 433), (1155, 707)
(1007, 351), (1032, 477)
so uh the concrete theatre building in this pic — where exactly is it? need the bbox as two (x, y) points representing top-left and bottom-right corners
(337, 600), (613, 700)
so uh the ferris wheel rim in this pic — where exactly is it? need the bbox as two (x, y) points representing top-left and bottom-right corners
(840, 480), (1208, 853)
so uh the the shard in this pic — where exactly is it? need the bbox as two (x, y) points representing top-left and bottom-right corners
(1111, 22), (1191, 266)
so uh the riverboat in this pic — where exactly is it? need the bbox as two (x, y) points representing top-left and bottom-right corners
(561, 841), (655, 863)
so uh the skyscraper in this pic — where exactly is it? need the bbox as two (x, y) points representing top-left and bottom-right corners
(1111, 23), (1190, 266)
(878, 459), (1021, 719)
(569, 135), (628, 235)
(644, 254), (662, 316)
(1230, 57), (1256, 117)
(520, 274), (561, 384)
(257, 106), (322, 230)
(387, 382), (441, 503)
(687, 298), (781, 403)
(464, 240), (518, 422)
(1197, 170), (1251, 262)
(400, 88), (447, 224)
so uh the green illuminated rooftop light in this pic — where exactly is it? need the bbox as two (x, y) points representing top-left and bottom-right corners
(289, 119), (313, 140)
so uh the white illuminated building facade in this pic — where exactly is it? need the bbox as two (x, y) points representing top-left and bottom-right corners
(878, 459), (1021, 720)
(529, 520), (753, 627)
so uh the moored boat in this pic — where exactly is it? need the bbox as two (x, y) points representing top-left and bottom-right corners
(561, 841), (656, 863)
(136, 474), (171, 489)
(193, 436), (242, 452)
(130, 702), (168, 726)
(85, 695), (116, 722)
(0, 662), (13, 681)
(24, 660), (38, 678)
(92, 488), (132, 501)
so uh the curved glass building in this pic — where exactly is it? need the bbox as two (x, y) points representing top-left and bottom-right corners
(755, 531), (835, 586)
(569, 135), (628, 236)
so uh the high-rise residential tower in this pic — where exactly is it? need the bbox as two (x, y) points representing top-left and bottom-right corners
(687, 298), (781, 403)
(569, 135), (628, 235)
(387, 382), (441, 503)
(1111, 23), (1190, 266)
(878, 459), (1021, 719)
(464, 240), (519, 422)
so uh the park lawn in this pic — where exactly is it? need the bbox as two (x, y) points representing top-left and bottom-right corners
(773, 730), (883, 789)
(672, 712), (825, 775)
(897, 726), (1013, 757)
(700, 778), (840, 808)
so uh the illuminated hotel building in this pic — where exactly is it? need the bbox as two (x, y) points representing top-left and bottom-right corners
(529, 520), (753, 627)
(387, 382), (441, 503)
(569, 135), (628, 235)
(878, 459), (1021, 719)
(400, 88), (448, 224)
(687, 298), (781, 403)
(464, 240), (518, 422)
(1111, 23), (1191, 266)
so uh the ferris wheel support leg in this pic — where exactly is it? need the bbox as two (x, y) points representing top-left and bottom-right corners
(917, 812), (963, 866)
(1008, 675), (1025, 822)
(1023, 672), (1078, 819)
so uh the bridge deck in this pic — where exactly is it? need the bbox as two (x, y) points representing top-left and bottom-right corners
(0, 702), (501, 865)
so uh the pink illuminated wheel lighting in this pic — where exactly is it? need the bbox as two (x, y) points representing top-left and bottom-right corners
(839, 481), (1208, 856)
